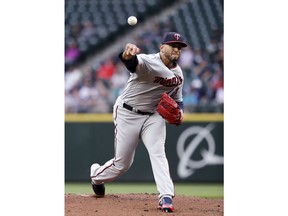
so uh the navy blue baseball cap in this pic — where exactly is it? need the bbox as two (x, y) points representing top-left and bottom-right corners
(161, 32), (188, 47)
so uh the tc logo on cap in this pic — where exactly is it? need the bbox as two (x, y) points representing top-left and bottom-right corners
(174, 33), (181, 40)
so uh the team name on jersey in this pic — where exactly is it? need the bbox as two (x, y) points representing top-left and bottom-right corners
(153, 74), (183, 87)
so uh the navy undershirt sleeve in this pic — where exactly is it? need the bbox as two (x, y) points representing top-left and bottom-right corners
(177, 102), (184, 111)
(118, 52), (139, 73)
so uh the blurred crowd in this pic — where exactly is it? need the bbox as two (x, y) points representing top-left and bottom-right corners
(65, 20), (223, 113)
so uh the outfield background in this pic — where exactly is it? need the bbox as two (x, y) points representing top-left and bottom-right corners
(65, 113), (224, 197)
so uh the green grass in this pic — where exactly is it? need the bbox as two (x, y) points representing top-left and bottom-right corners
(65, 182), (223, 198)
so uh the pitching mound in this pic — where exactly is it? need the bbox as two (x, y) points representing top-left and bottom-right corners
(65, 193), (223, 216)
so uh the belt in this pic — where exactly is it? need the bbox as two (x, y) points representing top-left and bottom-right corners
(123, 103), (154, 115)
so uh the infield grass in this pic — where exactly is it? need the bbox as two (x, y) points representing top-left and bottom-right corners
(65, 182), (223, 198)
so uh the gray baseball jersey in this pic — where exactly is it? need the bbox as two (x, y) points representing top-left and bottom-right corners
(91, 51), (184, 200)
(120, 53), (184, 113)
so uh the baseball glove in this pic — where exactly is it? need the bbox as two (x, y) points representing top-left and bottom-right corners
(157, 92), (183, 126)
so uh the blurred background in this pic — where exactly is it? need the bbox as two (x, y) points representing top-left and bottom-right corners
(65, 0), (224, 192)
(65, 0), (224, 114)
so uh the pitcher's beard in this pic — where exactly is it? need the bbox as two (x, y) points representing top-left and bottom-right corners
(171, 53), (180, 61)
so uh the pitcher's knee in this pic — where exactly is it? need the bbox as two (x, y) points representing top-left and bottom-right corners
(113, 161), (132, 174)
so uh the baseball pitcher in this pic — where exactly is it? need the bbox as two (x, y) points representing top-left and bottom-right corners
(90, 32), (187, 213)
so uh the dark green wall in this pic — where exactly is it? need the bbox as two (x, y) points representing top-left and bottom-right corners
(65, 122), (223, 183)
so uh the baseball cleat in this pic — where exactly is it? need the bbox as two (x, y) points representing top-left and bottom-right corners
(90, 163), (105, 197)
(158, 196), (174, 213)
(91, 181), (105, 198)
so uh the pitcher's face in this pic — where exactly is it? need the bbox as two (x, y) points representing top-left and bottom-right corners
(160, 43), (183, 62)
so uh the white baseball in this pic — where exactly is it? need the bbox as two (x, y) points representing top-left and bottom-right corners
(127, 16), (137, 26)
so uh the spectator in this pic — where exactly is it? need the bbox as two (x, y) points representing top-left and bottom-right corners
(65, 87), (80, 113)
(178, 46), (194, 81)
(109, 62), (129, 102)
(183, 78), (202, 112)
(96, 58), (116, 87)
(65, 40), (80, 65)
(65, 65), (82, 93)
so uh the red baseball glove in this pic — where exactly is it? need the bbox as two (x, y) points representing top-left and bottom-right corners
(157, 92), (183, 126)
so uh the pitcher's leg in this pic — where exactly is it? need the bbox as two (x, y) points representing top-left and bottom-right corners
(91, 105), (144, 184)
(141, 114), (174, 198)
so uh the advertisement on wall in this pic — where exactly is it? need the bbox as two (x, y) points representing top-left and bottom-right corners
(65, 118), (223, 183)
(166, 122), (223, 182)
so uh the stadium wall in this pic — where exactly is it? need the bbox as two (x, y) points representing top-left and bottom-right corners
(65, 114), (223, 182)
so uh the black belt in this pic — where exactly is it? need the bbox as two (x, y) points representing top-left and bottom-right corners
(123, 103), (153, 115)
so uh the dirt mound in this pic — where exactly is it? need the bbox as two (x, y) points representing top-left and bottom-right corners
(65, 193), (223, 216)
